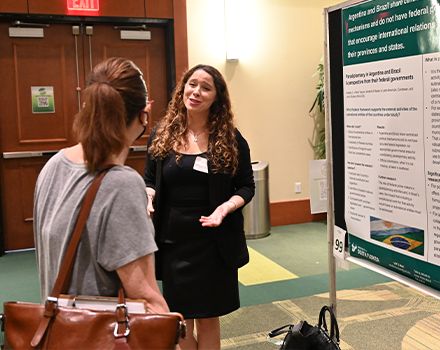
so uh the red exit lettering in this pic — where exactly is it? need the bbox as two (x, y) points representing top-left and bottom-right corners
(67, 0), (99, 11)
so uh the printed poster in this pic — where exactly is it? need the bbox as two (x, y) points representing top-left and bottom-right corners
(342, 0), (440, 291)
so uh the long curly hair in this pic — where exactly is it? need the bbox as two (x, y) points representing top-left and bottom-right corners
(148, 64), (239, 175)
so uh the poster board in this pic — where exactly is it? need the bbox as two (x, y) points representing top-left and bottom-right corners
(326, 0), (440, 296)
(309, 159), (328, 214)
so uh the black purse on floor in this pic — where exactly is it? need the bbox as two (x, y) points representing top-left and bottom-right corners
(268, 306), (341, 350)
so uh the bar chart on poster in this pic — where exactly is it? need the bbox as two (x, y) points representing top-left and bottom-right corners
(341, 0), (440, 292)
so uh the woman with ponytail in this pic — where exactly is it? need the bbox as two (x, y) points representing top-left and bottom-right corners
(33, 57), (172, 316)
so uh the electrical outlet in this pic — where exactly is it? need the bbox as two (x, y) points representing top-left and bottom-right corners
(295, 182), (301, 193)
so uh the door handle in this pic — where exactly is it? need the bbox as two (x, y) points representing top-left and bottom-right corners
(73, 25), (82, 112)
(3, 151), (58, 159)
(13, 21), (50, 28)
(114, 25), (147, 30)
(3, 147), (149, 158)
(130, 146), (148, 152)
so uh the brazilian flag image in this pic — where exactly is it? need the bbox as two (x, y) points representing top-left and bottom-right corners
(370, 217), (424, 256)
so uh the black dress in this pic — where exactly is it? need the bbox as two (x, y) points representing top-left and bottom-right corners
(158, 153), (240, 319)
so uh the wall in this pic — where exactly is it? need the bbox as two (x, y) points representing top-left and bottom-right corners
(186, 0), (341, 216)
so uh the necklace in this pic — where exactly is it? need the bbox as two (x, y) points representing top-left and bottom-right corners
(188, 130), (205, 142)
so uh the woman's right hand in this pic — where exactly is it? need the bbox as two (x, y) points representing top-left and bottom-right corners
(146, 189), (155, 214)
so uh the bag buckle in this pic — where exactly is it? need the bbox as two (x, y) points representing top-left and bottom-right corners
(114, 304), (130, 338)
(175, 320), (187, 343)
(45, 296), (58, 308)
(44, 296), (58, 316)
(116, 303), (128, 317)
(114, 318), (130, 338)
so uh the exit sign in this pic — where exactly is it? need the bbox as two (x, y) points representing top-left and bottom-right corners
(67, 0), (99, 11)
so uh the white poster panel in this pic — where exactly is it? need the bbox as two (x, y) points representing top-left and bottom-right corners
(309, 160), (327, 214)
(344, 56), (427, 259)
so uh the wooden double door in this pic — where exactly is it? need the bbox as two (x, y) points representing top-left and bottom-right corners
(0, 19), (171, 252)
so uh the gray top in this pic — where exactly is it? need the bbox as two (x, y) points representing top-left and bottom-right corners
(33, 150), (157, 301)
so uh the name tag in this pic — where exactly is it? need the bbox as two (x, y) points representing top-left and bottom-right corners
(193, 156), (208, 173)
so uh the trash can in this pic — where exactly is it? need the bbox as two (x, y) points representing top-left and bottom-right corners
(243, 161), (270, 239)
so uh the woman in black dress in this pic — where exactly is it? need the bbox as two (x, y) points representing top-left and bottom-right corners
(143, 64), (255, 349)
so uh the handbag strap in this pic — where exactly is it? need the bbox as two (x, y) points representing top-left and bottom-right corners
(318, 306), (340, 343)
(268, 324), (292, 338)
(57, 166), (115, 296)
(31, 166), (115, 347)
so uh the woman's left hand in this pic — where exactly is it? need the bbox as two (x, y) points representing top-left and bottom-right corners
(200, 204), (228, 227)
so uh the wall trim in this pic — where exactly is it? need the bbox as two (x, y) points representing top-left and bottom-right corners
(270, 199), (327, 227)
(173, 0), (189, 78)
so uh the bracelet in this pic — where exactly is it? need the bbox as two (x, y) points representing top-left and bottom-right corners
(226, 200), (237, 213)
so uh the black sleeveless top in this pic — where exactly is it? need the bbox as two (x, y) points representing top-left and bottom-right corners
(162, 152), (209, 206)
(159, 152), (212, 242)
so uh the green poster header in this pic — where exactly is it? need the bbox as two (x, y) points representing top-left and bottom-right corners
(343, 0), (440, 65)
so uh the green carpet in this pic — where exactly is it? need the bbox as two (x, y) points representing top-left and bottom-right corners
(0, 249), (40, 312)
(220, 281), (440, 350)
(2, 222), (438, 349)
(239, 222), (392, 307)
(0, 222), (392, 312)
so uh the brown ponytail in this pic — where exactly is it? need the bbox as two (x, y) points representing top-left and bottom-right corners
(73, 57), (147, 173)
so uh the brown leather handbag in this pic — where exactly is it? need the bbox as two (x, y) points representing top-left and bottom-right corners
(0, 168), (186, 350)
